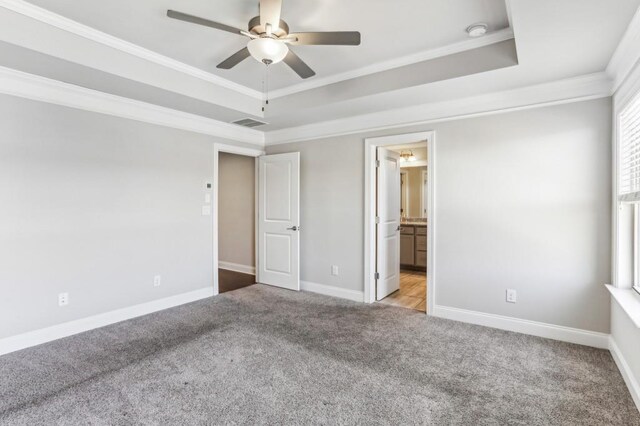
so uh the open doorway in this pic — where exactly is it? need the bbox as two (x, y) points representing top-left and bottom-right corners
(364, 131), (435, 314)
(377, 143), (428, 311)
(213, 144), (301, 295)
(217, 151), (257, 293)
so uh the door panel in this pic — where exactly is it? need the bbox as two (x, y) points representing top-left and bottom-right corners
(376, 147), (401, 300)
(258, 153), (300, 291)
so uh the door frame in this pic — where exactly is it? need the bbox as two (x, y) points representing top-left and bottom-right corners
(212, 143), (264, 296)
(363, 131), (436, 314)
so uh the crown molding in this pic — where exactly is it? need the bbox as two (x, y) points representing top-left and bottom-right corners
(0, 66), (265, 146)
(265, 72), (613, 145)
(0, 63), (612, 150)
(607, 4), (640, 93)
(0, 0), (263, 100)
(269, 28), (515, 99)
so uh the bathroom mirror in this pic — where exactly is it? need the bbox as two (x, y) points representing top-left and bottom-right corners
(400, 166), (428, 219)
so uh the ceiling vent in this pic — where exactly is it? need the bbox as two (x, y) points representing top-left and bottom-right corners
(231, 118), (268, 128)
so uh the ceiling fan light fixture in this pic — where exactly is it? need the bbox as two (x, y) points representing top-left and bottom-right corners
(247, 37), (289, 64)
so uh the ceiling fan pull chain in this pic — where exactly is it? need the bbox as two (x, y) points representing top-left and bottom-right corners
(262, 64), (266, 112)
(262, 63), (270, 113)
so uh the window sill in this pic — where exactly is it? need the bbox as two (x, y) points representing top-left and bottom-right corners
(606, 284), (640, 328)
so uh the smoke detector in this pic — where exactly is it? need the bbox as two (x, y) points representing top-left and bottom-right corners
(466, 23), (488, 37)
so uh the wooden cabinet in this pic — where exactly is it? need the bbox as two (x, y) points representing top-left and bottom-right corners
(400, 234), (415, 265)
(400, 224), (427, 270)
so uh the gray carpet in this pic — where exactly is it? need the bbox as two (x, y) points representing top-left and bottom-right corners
(0, 285), (638, 425)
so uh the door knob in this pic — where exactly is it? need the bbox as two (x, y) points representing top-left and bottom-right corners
(287, 226), (299, 231)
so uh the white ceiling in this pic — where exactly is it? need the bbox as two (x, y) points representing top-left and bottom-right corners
(24, 0), (510, 91)
(0, 0), (639, 140)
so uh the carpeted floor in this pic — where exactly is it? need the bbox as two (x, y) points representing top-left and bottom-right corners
(0, 285), (638, 425)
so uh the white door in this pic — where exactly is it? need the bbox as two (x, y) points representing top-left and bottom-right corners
(257, 152), (300, 291)
(376, 147), (401, 300)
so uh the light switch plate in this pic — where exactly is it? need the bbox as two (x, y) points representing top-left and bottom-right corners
(205, 193), (211, 204)
(58, 292), (69, 306)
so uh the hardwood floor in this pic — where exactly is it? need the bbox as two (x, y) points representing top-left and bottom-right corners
(218, 269), (256, 293)
(378, 270), (426, 312)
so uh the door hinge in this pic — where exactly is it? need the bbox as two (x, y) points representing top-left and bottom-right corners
(375, 216), (380, 224)
(374, 272), (380, 280)
(375, 160), (380, 168)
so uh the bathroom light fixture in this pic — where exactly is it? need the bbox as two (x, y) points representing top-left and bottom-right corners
(400, 151), (417, 162)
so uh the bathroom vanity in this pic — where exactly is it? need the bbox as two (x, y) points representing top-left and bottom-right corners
(399, 222), (427, 271)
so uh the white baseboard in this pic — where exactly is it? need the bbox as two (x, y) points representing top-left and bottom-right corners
(301, 281), (364, 303)
(0, 287), (214, 356)
(219, 261), (256, 275)
(609, 336), (640, 413)
(432, 304), (610, 349)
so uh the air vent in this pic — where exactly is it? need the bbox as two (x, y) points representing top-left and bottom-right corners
(231, 118), (268, 128)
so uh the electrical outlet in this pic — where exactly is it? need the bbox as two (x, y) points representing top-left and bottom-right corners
(154, 275), (161, 287)
(506, 289), (517, 303)
(331, 265), (339, 276)
(58, 292), (69, 307)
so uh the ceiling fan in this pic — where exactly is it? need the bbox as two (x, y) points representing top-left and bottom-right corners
(167, 0), (361, 79)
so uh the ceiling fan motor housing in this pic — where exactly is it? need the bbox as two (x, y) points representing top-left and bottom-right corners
(248, 16), (290, 37)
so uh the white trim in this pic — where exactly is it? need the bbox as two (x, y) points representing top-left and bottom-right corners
(218, 261), (256, 276)
(0, 0), (263, 100)
(432, 304), (610, 349)
(300, 281), (364, 303)
(607, 284), (640, 328)
(364, 133), (435, 315)
(269, 29), (515, 99)
(609, 336), (640, 413)
(607, 4), (640, 93)
(0, 287), (214, 356)
(0, 66), (265, 146)
(265, 73), (612, 146)
(212, 143), (263, 296)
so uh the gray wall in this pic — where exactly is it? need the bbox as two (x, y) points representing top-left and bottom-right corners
(268, 98), (612, 333)
(218, 152), (255, 268)
(0, 94), (250, 339)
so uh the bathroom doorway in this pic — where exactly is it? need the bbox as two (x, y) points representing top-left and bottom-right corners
(377, 142), (428, 311)
(363, 131), (435, 314)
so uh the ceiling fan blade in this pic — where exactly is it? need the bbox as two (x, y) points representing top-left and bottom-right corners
(259, 0), (282, 28)
(217, 47), (251, 69)
(287, 32), (361, 46)
(167, 10), (243, 36)
(283, 49), (315, 79)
